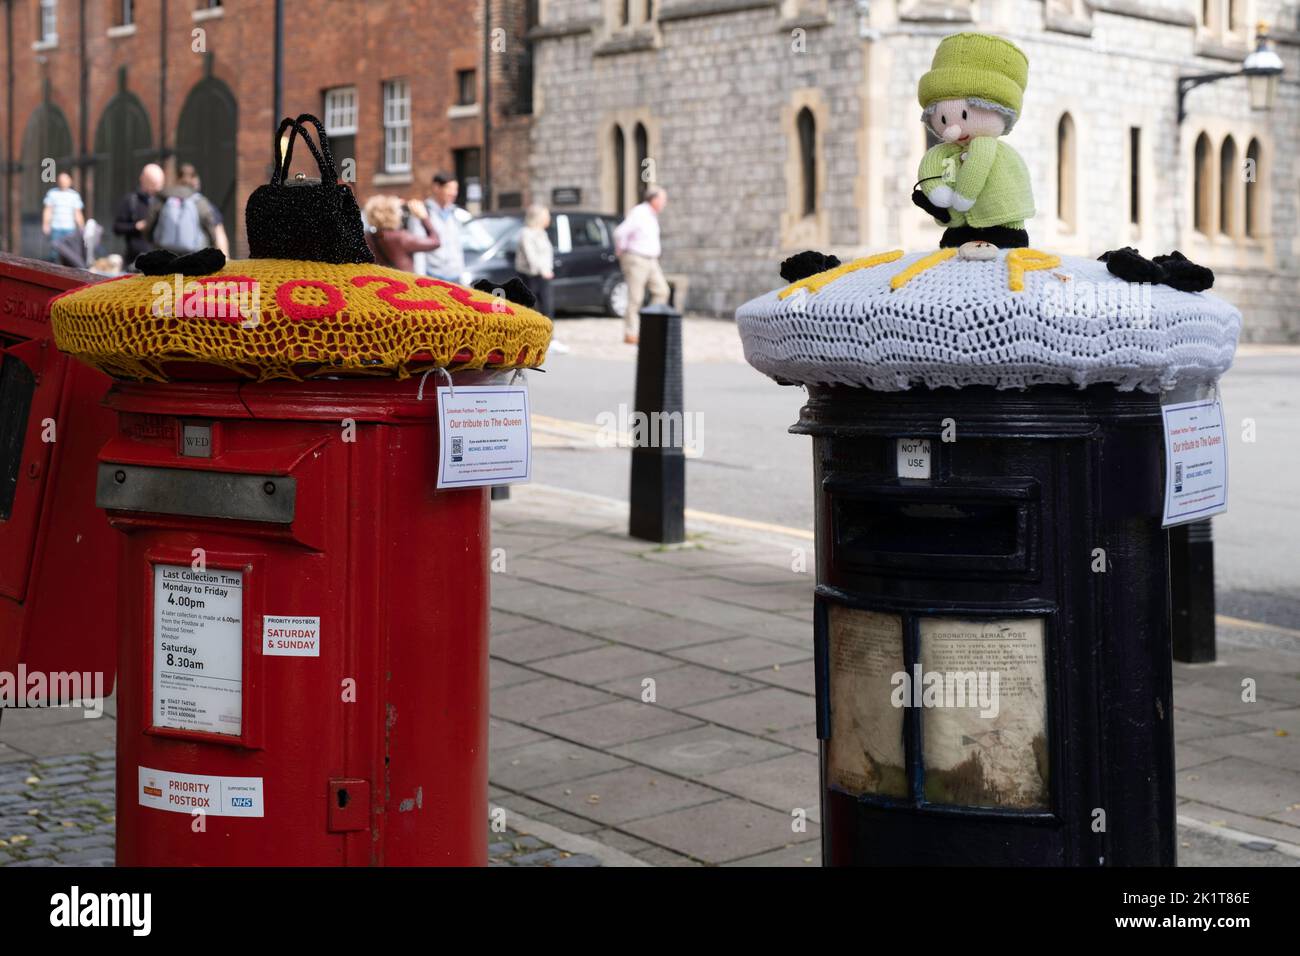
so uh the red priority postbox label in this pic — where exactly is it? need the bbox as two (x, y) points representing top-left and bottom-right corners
(138, 766), (264, 817)
(262, 616), (321, 657)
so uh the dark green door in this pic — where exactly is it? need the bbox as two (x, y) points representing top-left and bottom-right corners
(19, 104), (75, 259)
(175, 76), (238, 246)
(93, 92), (154, 255)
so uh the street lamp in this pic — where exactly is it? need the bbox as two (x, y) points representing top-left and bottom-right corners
(1177, 23), (1285, 124)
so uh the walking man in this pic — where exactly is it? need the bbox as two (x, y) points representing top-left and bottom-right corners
(113, 163), (165, 268)
(613, 187), (669, 344)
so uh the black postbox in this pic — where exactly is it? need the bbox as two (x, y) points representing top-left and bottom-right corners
(796, 384), (1175, 867)
(737, 245), (1241, 868)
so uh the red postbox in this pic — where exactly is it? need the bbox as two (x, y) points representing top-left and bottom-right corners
(50, 252), (551, 865)
(0, 253), (118, 688)
(100, 376), (498, 865)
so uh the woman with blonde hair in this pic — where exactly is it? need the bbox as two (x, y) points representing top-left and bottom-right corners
(514, 203), (555, 319)
(363, 194), (441, 273)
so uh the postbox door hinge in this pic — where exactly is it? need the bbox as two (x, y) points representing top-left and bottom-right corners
(328, 778), (371, 832)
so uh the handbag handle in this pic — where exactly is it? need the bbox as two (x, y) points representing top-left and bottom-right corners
(271, 113), (338, 186)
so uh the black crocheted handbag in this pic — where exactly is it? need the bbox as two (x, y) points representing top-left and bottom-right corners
(245, 113), (374, 264)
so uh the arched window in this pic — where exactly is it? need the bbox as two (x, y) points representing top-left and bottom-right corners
(1193, 132), (1212, 234)
(634, 122), (649, 198)
(1218, 135), (1238, 236)
(1245, 138), (1261, 238)
(611, 123), (626, 217)
(1056, 113), (1076, 229)
(796, 107), (817, 217)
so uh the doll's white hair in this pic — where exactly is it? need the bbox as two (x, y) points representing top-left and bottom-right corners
(921, 97), (1019, 132)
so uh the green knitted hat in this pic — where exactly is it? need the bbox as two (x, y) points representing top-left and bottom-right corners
(917, 33), (1029, 121)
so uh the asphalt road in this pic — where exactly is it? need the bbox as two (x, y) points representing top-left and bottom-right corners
(529, 338), (1300, 629)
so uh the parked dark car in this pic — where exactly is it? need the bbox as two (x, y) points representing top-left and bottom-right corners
(459, 211), (628, 318)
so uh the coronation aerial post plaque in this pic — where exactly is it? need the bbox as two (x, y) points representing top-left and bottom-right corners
(919, 617), (1049, 809)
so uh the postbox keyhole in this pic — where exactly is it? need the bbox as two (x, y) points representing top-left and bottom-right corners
(337, 788), (350, 809)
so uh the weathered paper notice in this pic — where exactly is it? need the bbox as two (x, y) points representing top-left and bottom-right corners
(826, 606), (907, 798)
(919, 617), (1049, 809)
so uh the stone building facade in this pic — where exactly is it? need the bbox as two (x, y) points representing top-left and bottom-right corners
(0, 0), (490, 260)
(530, 0), (1300, 340)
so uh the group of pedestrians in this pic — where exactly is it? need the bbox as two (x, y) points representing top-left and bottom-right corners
(362, 172), (465, 280)
(41, 162), (228, 270)
(359, 174), (671, 345)
(46, 162), (675, 342)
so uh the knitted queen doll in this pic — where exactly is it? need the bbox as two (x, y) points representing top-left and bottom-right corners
(913, 32), (1034, 250)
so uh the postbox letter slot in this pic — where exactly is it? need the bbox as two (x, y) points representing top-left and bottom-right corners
(95, 463), (297, 524)
(0, 353), (36, 521)
(825, 478), (1038, 576)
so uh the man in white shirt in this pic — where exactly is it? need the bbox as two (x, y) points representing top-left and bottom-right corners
(612, 187), (669, 344)
(42, 171), (86, 263)
(423, 172), (465, 282)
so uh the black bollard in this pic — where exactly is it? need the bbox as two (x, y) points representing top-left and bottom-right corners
(628, 303), (685, 543)
(1170, 519), (1216, 663)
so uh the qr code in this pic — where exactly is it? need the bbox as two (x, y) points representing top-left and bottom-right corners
(451, 436), (463, 462)
(1174, 461), (1183, 492)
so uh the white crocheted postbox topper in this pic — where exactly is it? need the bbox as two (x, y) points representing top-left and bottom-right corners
(735, 249), (1241, 392)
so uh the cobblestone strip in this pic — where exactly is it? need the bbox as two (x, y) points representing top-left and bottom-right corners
(0, 750), (117, 867)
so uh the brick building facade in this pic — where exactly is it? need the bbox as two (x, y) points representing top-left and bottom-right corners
(487, 0), (539, 209)
(0, 0), (531, 260)
(531, 0), (1300, 340)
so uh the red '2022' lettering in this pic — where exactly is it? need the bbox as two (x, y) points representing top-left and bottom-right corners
(268, 275), (516, 322)
(275, 279), (348, 322)
(418, 277), (513, 315)
(350, 275), (446, 311)
(178, 276), (258, 324)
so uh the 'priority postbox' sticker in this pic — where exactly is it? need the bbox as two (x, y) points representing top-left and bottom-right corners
(262, 616), (321, 657)
(138, 766), (264, 817)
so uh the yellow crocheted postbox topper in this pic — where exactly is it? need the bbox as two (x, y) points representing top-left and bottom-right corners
(49, 259), (553, 382)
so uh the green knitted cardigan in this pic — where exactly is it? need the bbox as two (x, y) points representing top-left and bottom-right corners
(918, 137), (1034, 229)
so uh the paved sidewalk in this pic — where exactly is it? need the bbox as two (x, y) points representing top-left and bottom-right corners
(3, 481), (1297, 866)
(487, 484), (1300, 866)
